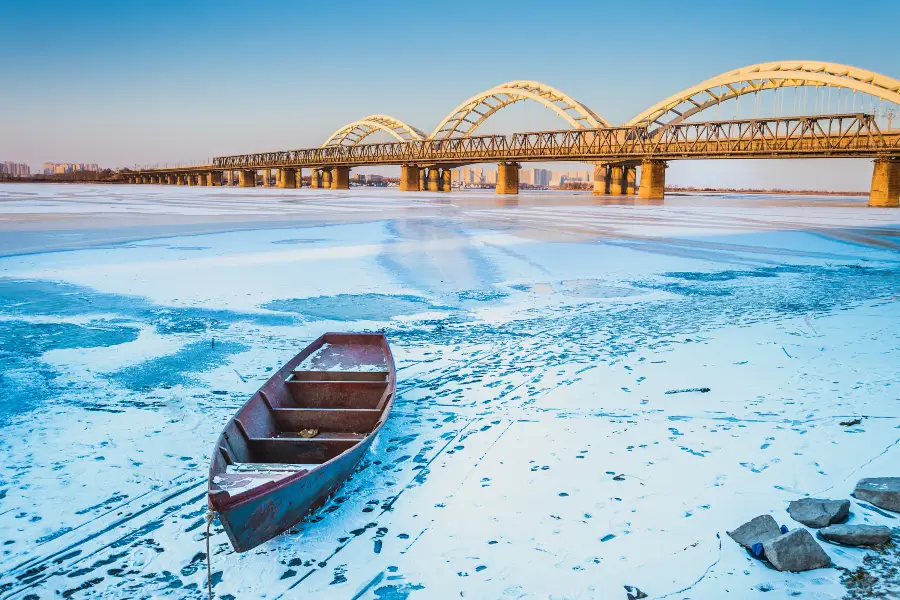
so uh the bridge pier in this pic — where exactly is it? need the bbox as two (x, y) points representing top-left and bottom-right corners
(188, 174), (197, 186)
(331, 166), (350, 189)
(418, 167), (427, 191)
(625, 166), (637, 195)
(239, 170), (256, 187)
(428, 167), (440, 191)
(442, 168), (452, 192)
(197, 173), (208, 186)
(207, 171), (220, 186)
(309, 169), (320, 188)
(277, 168), (296, 188)
(609, 166), (625, 195)
(400, 165), (419, 191)
(321, 169), (332, 188)
(592, 164), (609, 195)
(496, 162), (519, 194)
(295, 168), (304, 187)
(638, 159), (666, 199)
(260, 169), (271, 187)
(869, 158), (900, 207)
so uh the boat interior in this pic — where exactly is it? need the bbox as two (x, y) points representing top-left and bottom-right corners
(209, 335), (392, 501)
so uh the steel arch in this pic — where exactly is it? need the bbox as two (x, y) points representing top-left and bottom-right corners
(428, 81), (610, 139)
(626, 61), (900, 129)
(323, 115), (426, 147)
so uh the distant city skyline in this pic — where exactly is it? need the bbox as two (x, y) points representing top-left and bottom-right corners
(4, 0), (900, 191)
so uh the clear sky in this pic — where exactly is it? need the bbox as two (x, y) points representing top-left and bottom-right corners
(3, 0), (900, 190)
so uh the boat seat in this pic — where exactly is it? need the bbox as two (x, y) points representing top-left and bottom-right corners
(276, 431), (366, 441)
(212, 463), (315, 496)
(271, 408), (382, 433)
(285, 380), (387, 409)
(291, 370), (388, 382)
(247, 437), (360, 464)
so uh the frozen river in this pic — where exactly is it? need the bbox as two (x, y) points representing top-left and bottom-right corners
(0, 184), (899, 599)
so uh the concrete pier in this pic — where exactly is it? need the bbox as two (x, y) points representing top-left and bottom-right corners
(321, 169), (332, 189)
(442, 168), (452, 192)
(277, 168), (296, 188)
(625, 166), (637, 195)
(260, 169), (272, 187)
(207, 171), (220, 186)
(609, 166), (625, 195)
(418, 168), (427, 191)
(294, 168), (304, 188)
(869, 158), (900, 207)
(638, 159), (666, 199)
(239, 170), (256, 187)
(428, 167), (440, 191)
(400, 165), (419, 191)
(310, 169), (321, 189)
(332, 166), (350, 189)
(592, 164), (609, 195)
(197, 173), (208, 186)
(496, 162), (519, 195)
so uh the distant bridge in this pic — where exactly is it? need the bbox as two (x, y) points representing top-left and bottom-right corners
(128, 61), (900, 206)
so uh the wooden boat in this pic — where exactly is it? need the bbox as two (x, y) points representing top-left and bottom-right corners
(208, 332), (395, 552)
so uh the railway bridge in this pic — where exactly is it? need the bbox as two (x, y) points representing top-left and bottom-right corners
(127, 61), (900, 207)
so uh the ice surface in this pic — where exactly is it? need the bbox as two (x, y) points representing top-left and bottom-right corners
(1, 185), (900, 599)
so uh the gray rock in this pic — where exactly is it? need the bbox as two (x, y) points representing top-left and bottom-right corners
(819, 524), (893, 547)
(854, 478), (900, 513)
(762, 528), (831, 572)
(727, 514), (782, 550)
(787, 498), (850, 528)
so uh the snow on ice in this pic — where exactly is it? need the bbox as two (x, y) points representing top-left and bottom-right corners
(0, 184), (898, 599)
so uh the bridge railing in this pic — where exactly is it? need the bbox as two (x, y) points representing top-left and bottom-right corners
(207, 113), (900, 170)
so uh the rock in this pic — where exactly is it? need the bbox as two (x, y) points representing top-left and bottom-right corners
(727, 514), (782, 550)
(762, 528), (831, 572)
(854, 478), (900, 513)
(624, 585), (648, 600)
(819, 524), (893, 547)
(788, 498), (850, 528)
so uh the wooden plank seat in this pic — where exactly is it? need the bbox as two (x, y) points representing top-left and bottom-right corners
(291, 370), (389, 382)
(285, 380), (387, 409)
(247, 437), (360, 464)
(276, 432), (365, 441)
(271, 408), (382, 433)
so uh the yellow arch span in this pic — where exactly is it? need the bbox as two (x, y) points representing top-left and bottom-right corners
(627, 61), (900, 128)
(323, 115), (426, 147)
(429, 81), (609, 140)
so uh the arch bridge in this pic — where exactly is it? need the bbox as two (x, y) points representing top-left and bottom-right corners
(128, 62), (900, 207)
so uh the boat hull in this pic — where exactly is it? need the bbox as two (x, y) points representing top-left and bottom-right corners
(217, 434), (376, 552)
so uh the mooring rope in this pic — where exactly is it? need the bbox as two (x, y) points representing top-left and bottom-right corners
(205, 509), (217, 600)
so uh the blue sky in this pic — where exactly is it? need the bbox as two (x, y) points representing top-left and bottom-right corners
(3, 0), (900, 189)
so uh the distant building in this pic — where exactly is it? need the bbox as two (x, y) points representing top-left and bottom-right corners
(533, 168), (552, 186)
(485, 169), (497, 185)
(520, 169), (534, 185)
(1, 161), (30, 176)
(43, 162), (101, 174)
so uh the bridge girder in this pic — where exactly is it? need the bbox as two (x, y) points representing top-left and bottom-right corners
(429, 81), (610, 140)
(323, 114), (426, 147)
(627, 61), (900, 129)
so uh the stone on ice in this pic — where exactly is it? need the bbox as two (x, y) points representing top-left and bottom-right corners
(819, 524), (893, 547)
(727, 514), (782, 550)
(854, 478), (900, 513)
(762, 528), (831, 572)
(787, 498), (850, 528)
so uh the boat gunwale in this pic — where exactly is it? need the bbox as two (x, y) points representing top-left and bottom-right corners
(207, 332), (395, 512)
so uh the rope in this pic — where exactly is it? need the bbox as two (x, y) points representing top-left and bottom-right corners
(205, 509), (217, 600)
